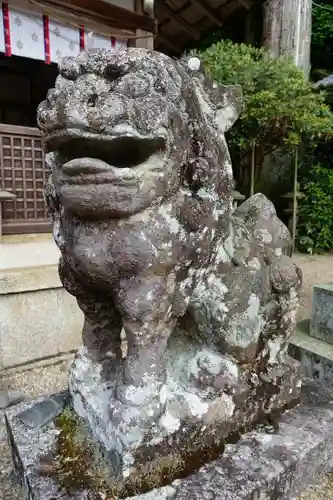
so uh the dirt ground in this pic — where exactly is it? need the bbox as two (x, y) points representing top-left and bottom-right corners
(1, 253), (333, 500)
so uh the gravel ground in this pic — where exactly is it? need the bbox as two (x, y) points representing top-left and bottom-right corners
(0, 361), (69, 500)
(1, 253), (333, 500)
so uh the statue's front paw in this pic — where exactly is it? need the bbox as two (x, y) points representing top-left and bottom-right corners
(116, 379), (167, 417)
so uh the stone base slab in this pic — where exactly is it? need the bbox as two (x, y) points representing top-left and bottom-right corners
(290, 319), (333, 384)
(6, 380), (333, 500)
(69, 337), (301, 479)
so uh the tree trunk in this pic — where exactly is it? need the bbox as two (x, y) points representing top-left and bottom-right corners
(245, 6), (256, 45)
(262, 0), (312, 79)
(250, 144), (256, 197)
(262, 0), (283, 60)
(291, 148), (298, 255)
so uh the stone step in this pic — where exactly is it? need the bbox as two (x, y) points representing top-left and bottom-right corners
(310, 283), (333, 344)
(1, 233), (53, 244)
(289, 319), (333, 384)
(0, 239), (59, 271)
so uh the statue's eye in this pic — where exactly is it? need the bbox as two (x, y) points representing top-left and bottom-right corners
(104, 64), (126, 81)
(154, 79), (166, 94)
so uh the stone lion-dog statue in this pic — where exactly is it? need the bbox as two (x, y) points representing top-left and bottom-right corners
(38, 49), (301, 423)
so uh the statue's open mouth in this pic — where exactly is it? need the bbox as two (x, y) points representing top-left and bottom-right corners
(46, 130), (166, 185)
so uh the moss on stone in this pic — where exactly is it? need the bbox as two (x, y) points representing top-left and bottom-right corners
(41, 407), (118, 497)
(40, 398), (299, 498)
(52, 409), (130, 496)
(42, 406), (190, 497)
(41, 406), (227, 498)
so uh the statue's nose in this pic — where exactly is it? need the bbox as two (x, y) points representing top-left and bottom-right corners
(104, 62), (127, 81)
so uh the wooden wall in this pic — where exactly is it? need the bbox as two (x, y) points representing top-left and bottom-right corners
(0, 54), (58, 127)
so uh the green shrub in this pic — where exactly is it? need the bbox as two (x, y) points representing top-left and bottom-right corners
(297, 163), (333, 254)
(312, 1), (333, 80)
(192, 40), (333, 195)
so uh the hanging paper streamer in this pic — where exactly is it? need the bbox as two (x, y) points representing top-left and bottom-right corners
(85, 31), (111, 51)
(0, 2), (128, 63)
(9, 6), (44, 60)
(49, 18), (80, 63)
(115, 38), (127, 50)
(85, 31), (127, 51)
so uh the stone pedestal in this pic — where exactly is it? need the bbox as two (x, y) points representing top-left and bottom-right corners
(69, 334), (301, 483)
(6, 380), (333, 500)
(4, 348), (302, 500)
(310, 284), (333, 344)
(290, 319), (333, 384)
(290, 284), (333, 384)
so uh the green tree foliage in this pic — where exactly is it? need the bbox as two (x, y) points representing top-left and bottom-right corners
(295, 1), (333, 253)
(193, 40), (333, 194)
(297, 134), (333, 254)
(312, 1), (333, 80)
(298, 163), (333, 254)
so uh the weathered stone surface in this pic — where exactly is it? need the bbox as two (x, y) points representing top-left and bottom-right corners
(174, 381), (333, 500)
(0, 411), (6, 441)
(6, 381), (333, 500)
(0, 390), (25, 410)
(37, 48), (302, 483)
(310, 284), (333, 344)
(70, 339), (300, 476)
(290, 319), (333, 384)
(16, 394), (66, 429)
(0, 270), (83, 369)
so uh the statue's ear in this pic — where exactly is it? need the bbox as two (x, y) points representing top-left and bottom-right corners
(182, 56), (243, 133)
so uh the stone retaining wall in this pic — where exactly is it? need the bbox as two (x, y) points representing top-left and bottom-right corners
(0, 265), (83, 370)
